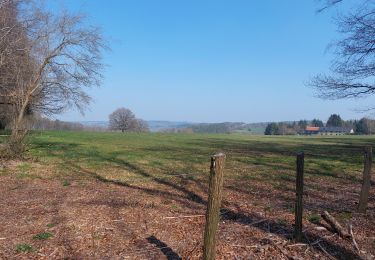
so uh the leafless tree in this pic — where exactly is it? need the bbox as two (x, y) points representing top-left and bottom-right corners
(310, 1), (375, 107)
(133, 119), (150, 132)
(109, 108), (149, 132)
(316, 0), (344, 13)
(0, 1), (24, 129)
(0, 0), (108, 155)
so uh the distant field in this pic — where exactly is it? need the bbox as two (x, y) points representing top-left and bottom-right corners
(0, 131), (374, 258)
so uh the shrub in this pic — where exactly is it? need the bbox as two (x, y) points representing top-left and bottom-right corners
(308, 213), (321, 224)
(16, 244), (34, 253)
(33, 232), (53, 240)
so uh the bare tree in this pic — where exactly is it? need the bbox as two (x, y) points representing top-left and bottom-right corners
(316, 0), (344, 13)
(109, 108), (149, 132)
(133, 119), (150, 132)
(0, 1), (24, 129)
(0, 0), (108, 155)
(310, 1), (375, 107)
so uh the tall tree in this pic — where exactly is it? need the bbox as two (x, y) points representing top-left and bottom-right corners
(0, 0), (25, 129)
(264, 122), (279, 135)
(109, 108), (149, 133)
(326, 114), (343, 127)
(0, 0), (108, 155)
(311, 119), (324, 127)
(109, 108), (136, 132)
(310, 1), (375, 108)
(355, 118), (375, 135)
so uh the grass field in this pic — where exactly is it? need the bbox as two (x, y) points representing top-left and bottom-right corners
(22, 131), (375, 183)
(0, 131), (374, 259)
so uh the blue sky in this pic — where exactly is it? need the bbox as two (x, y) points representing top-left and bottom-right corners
(55, 0), (375, 123)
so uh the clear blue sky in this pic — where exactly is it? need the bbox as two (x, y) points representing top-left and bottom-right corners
(56, 0), (375, 123)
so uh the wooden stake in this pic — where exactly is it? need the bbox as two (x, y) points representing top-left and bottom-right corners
(294, 152), (304, 242)
(358, 146), (372, 213)
(203, 153), (226, 260)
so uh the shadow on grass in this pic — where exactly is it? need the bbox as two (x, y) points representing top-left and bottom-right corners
(68, 160), (360, 259)
(30, 137), (366, 259)
(185, 137), (370, 164)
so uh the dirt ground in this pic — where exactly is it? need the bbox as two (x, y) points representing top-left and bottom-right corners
(0, 160), (374, 260)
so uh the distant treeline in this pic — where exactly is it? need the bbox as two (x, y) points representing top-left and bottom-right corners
(30, 117), (107, 131)
(265, 115), (375, 135)
(162, 122), (267, 134)
(191, 122), (249, 133)
(0, 115), (106, 132)
(161, 115), (375, 135)
(3, 113), (373, 135)
(1, 108), (150, 132)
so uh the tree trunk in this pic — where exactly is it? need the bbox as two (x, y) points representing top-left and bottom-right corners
(6, 99), (28, 157)
(358, 146), (372, 213)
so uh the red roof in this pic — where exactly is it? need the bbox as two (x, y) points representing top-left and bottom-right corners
(305, 126), (320, 131)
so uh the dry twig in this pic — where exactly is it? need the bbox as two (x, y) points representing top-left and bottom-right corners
(317, 242), (335, 260)
(163, 215), (205, 219)
(270, 239), (303, 260)
(349, 223), (360, 253)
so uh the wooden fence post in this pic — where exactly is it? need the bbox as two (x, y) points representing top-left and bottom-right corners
(358, 146), (372, 213)
(203, 153), (226, 260)
(295, 152), (304, 242)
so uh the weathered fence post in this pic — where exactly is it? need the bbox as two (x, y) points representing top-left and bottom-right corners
(358, 146), (372, 213)
(294, 152), (304, 242)
(203, 153), (226, 260)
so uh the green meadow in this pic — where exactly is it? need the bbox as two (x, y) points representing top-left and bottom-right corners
(5, 131), (373, 186)
(1, 131), (374, 259)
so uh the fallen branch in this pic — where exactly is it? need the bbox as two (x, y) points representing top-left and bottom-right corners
(314, 226), (327, 231)
(230, 244), (259, 248)
(49, 248), (59, 257)
(286, 243), (308, 248)
(163, 214), (205, 219)
(310, 239), (322, 246)
(321, 211), (350, 239)
(349, 223), (360, 253)
(249, 219), (267, 226)
(317, 242), (335, 260)
(323, 234), (337, 239)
